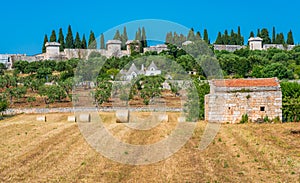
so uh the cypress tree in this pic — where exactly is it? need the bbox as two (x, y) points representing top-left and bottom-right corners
(187, 28), (195, 41)
(50, 30), (57, 42)
(65, 25), (74, 48)
(260, 28), (271, 44)
(141, 27), (147, 48)
(287, 30), (294, 45)
(180, 33), (186, 44)
(81, 34), (87, 49)
(58, 28), (65, 51)
(165, 32), (173, 44)
(223, 30), (229, 44)
(88, 31), (97, 49)
(275, 33), (285, 44)
(113, 30), (121, 41)
(195, 31), (201, 41)
(215, 32), (223, 44)
(229, 29), (236, 45)
(237, 26), (244, 45)
(100, 33), (105, 49)
(135, 27), (142, 41)
(257, 29), (261, 37)
(249, 31), (255, 38)
(121, 27), (128, 49)
(42, 34), (48, 53)
(272, 27), (276, 43)
(74, 32), (81, 49)
(203, 29), (209, 43)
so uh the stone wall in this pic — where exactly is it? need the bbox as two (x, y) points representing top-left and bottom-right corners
(205, 91), (282, 123)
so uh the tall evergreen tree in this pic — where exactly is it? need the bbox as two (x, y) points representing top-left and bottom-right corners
(203, 29), (209, 43)
(215, 32), (223, 44)
(272, 27), (276, 43)
(100, 33), (105, 49)
(260, 28), (271, 45)
(141, 27), (147, 48)
(50, 30), (57, 42)
(121, 27), (128, 49)
(257, 29), (261, 37)
(287, 30), (294, 45)
(187, 28), (195, 41)
(42, 34), (48, 53)
(88, 31), (97, 49)
(166, 32), (173, 44)
(58, 28), (65, 51)
(275, 33), (285, 44)
(135, 27), (142, 41)
(74, 32), (81, 49)
(195, 31), (201, 41)
(229, 29), (236, 45)
(81, 34), (87, 49)
(65, 25), (74, 48)
(249, 31), (255, 38)
(237, 26), (244, 45)
(113, 30), (122, 41)
(223, 30), (229, 44)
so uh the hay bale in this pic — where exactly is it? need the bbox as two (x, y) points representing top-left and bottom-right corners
(37, 116), (46, 122)
(79, 114), (90, 122)
(177, 117), (186, 123)
(158, 114), (169, 122)
(67, 116), (76, 122)
(116, 110), (129, 123)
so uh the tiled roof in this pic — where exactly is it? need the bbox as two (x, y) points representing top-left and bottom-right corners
(212, 78), (279, 87)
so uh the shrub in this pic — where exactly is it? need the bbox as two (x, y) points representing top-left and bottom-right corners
(240, 114), (249, 124)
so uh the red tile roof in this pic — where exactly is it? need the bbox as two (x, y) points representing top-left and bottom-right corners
(212, 78), (279, 87)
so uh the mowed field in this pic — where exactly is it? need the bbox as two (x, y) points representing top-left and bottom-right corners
(0, 113), (300, 182)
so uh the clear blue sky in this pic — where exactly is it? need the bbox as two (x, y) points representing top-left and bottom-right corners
(1, 0), (299, 55)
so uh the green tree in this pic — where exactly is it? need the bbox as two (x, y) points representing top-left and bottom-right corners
(65, 25), (74, 48)
(275, 33), (285, 44)
(287, 30), (294, 45)
(215, 32), (223, 44)
(203, 29), (209, 43)
(223, 30), (229, 44)
(113, 30), (122, 40)
(38, 85), (67, 104)
(165, 32), (173, 44)
(37, 67), (52, 79)
(58, 28), (65, 51)
(88, 31), (97, 49)
(187, 28), (195, 41)
(121, 27), (128, 49)
(0, 94), (8, 116)
(42, 34), (48, 53)
(281, 82), (300, 122)
(135, 27), (142, 41)
(141, 27), (147, 48)
(272, 27), (276, 43)
(100, 33), (105, 49)
(81, 34), (87, 49)
(50, 30), (57, 42)
(195, 31), (202, 41)
(74, 32), (81, 49)
(257, 28), (261, 37)
(237, 26), (244, 45)
(260, 28), (271, 44)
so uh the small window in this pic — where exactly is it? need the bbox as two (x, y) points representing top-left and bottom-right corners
(260, 106), (265, 112)
(228, 107), (231, 110)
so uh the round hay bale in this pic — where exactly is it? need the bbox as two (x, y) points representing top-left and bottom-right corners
(116, 110), (129, 123)
(67, 116), (76, 122)
(79, 114), (91, 122)
(36, 116), (46, 122)
(177, 117), (186, 123)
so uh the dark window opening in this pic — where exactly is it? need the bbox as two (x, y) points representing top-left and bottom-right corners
(228, 107), (231, 110)
(260, 106), (265, 112)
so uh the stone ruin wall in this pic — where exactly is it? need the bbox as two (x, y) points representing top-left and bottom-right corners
(205, 89), (282, 123)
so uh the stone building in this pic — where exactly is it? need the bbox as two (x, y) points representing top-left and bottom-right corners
(205, 78), (282, 123)
(213, 44), (246, 52)
(248, 37), (263, 50)
(120, 61), (161, 81)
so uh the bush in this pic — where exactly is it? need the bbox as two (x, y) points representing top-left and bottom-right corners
(240, 114), (249, 124)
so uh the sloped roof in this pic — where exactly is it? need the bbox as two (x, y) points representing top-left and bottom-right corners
(127, 63), (139, 74)
(248, 37), (263, 42)
(148, 61), (158, 70)
(212, 78), (280, 87)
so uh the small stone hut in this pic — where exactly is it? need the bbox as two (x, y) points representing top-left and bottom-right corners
(205, 78), (282, 123)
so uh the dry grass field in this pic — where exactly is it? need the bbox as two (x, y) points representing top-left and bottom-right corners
(0, 113), (300, 182)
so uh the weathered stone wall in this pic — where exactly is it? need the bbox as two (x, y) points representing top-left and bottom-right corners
(205, 91), (282, 123)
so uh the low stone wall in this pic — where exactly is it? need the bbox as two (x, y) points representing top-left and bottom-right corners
(3, 107), (183, 115)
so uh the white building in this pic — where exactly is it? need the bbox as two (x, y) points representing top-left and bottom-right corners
(248, 37), (263, 50)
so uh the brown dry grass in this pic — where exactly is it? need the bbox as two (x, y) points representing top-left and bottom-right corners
(0, 113), (300, 182)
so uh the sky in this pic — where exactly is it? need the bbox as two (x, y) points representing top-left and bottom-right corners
(1, 0), (300, 55)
